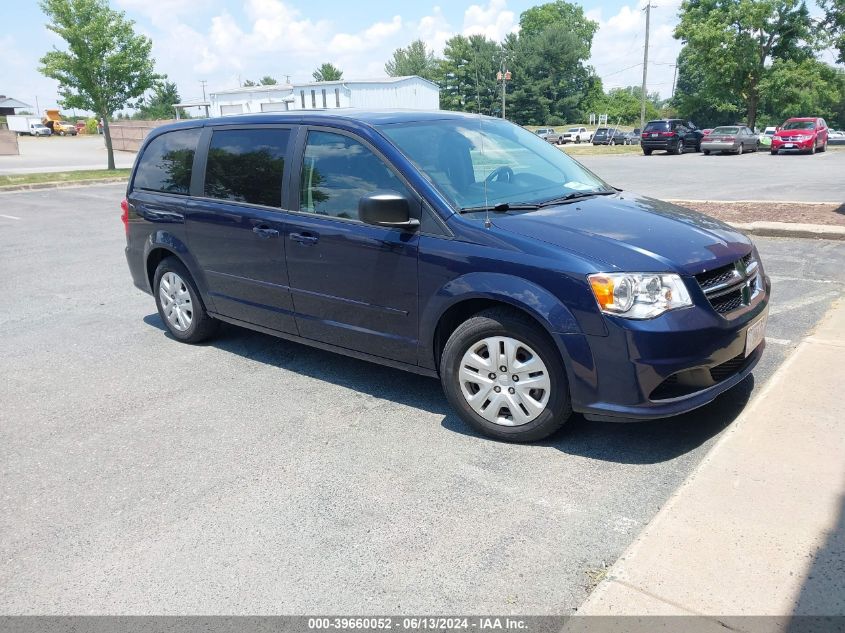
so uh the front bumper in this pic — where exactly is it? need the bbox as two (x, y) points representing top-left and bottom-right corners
(555, 273), (771, 421)
(772, 137), (814, 151)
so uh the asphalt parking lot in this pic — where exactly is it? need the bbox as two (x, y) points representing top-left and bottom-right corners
(1, 183), (844, 614)
(0, 135), (134, 175)
(578, 147), (845, 202)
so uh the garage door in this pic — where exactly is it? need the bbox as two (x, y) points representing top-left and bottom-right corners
(261, 102), (289, 112)
(220, 105), (244, 116)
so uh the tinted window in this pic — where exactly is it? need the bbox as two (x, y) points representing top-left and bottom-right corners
(204, 128), (289, 207)
(300, 131), (411, 220)
(134, 128), (201, 195)
(380, 118), (610, 211)
(782, 121), (815, 130)
(644, 121), (669, 132)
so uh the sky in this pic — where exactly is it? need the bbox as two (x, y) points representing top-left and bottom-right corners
(1, 0), (840, 116)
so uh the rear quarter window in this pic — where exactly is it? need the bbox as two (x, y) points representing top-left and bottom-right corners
(133, 128), (201, 195)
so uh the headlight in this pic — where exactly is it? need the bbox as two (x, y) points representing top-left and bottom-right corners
(588, 273), (692, 319)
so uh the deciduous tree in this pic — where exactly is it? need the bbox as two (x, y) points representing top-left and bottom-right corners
(39, 0), (158, 169)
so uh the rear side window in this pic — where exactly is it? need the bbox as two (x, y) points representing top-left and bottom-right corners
(204, 128), (290, 207)
(644, 121), (669, 132)
(299, 131), (411, 220)
(134, 129), (201, 195)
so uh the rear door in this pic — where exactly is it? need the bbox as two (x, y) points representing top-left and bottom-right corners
(282, 127), (421, 364)
(185, 124), (298, 334)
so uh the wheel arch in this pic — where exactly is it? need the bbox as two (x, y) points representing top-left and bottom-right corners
(142, 231), (211, 304)
(423, 273), (582, 371)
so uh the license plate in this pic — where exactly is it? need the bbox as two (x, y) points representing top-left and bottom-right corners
(745, 314), (767, 357)
(651, 133), (659, 137)
(784, 143), (794, 148)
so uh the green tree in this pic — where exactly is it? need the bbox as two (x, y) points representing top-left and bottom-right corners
(136, 77), (181, 120)
(759, 58), (845, 128)
(242, 79), (258, 87)
(385, 39), (438, 80)
(819, 0), (845, 64)
(38, 0), (158, 169)
(674, 0), (813, 129)
(313, 63), (343, 82)
(518, 0), (599, 51)
(437, 35), (502, 115)
(505, 23), (600, 124)
(259, 75), (278, 85)
(598, 87), (660, 125)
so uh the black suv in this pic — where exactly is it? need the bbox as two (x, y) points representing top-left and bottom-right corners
(641, 119), (703, 155)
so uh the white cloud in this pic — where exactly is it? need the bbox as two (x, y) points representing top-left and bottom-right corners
(462, 0), (518, 41)
(416, 6), (453, 54)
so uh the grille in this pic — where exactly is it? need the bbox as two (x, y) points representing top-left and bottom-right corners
(710, 352), (750, 382)
(695, 253), (759, 316)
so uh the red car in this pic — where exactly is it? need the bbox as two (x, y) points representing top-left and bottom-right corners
(771, 117), (829, 154)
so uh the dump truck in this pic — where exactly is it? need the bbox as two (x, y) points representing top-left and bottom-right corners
(42, 109), (78, 136)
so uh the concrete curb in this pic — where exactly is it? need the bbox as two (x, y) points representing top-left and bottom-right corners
(727, 220), (845, 240)
(0, 177), (127, 193)
(574, 299), (845, 618)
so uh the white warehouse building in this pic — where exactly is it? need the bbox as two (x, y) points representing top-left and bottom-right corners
(210, 76), (439, 116)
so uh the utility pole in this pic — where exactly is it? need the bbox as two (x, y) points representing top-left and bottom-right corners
(670, 61), (678, 100)
(199, 80), (209, 118)
(640, 2), (652, 131)
(497, 65), (511, 119)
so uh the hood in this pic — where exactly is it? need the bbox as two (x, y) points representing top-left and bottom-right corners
(490, 193), (751, 275)
(777, 128), (816, 137)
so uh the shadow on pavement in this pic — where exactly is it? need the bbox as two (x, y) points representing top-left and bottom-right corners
(144, 313), (752, 465)
(790, 492), (845, 621)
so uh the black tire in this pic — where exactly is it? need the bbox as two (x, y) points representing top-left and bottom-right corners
(153, 256), (219, 343)
(703, 149), (710, 155)
(674, 141), (684, 155)
(440, 307), (572, 442)
(819, 140), (826, 153)
(737, 143), (743, 156)
(771, 149), (778, 155)
(643, 148), (653, 155)
(809, 143), (816, 155)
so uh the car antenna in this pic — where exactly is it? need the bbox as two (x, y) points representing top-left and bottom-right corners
(480, 116), (492, 229)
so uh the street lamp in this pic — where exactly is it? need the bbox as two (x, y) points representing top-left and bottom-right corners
(496, 69), (511, 119)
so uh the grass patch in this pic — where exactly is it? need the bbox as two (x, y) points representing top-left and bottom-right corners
(560, 143), (643, 156)
(0, 168), (130, 188)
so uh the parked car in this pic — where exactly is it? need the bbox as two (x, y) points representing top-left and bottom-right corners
(701, 129), (713, 136)
(771, 117), (828, 154)
(534, 128), (564, 144)
(561, 126), (593, 144)
(701, 126), (759, 155)
(592, 127), (627, 145)
(124, 111), (770, 442)
(640, 119), (703, 155)
(623, 128), (641, 145)
(75, 120), (87, 134)
(758, 126), (777, 148)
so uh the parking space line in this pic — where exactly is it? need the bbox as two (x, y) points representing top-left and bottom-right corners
(0, 214), (21, 220)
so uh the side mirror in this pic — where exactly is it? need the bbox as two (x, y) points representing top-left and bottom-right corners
(359, 191), (419, 230)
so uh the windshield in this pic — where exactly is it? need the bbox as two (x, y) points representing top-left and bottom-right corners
(566, 127), (580, 133)
(595, 128), (608, 134)
(712, 127), (739, 134)
(379, 117), (611, 211)
(782, 121), (815, 130)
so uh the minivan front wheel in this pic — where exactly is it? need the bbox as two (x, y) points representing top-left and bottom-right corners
(153, 257), (219, 343)
(440, 308), (571, 442)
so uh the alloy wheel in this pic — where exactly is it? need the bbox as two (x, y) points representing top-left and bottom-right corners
(159, 271), (193, 332)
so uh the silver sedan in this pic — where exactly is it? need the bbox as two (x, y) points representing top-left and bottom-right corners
(701, 126), (760, 155)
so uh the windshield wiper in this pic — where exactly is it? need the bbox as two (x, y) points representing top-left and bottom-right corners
(458, 201), (540, 214)
(538, 189), (617, 207)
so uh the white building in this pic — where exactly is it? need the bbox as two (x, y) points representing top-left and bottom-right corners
(210, 76), (440, 117)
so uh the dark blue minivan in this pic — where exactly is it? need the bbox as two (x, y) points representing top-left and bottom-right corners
(123, 110), (770, 442)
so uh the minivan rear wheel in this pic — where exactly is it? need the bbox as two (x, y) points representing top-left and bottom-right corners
(153, 257), (219, 343)
(440, 308), (571, 442)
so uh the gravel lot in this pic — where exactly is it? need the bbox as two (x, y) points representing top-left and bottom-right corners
(1, 184), (844, 614)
